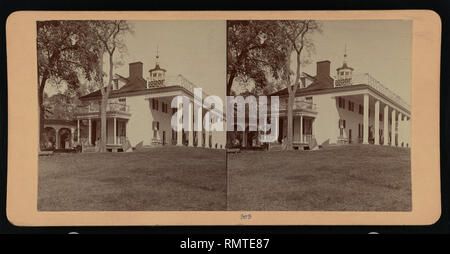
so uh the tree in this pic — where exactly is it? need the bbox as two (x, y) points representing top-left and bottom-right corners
(90, 20), (131, 152)
(43, 91), (78, 120)
(37, 20), (101, 150)
(277, 20), (321, 150)
(227, 21), (286, 96)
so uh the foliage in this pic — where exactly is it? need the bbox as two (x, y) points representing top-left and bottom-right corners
(37, 20), (103, 149)
(227, 20), (287, 95)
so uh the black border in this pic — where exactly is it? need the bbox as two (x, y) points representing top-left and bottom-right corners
(0, 0), (448, 237)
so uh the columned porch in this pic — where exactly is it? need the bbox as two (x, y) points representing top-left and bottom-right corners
(278, 98), (318, 150)
(334, 92), (410, 147)
(278, 114), (316, 150)
(157, 95), (216, 149)
(76, 103), (132, 152)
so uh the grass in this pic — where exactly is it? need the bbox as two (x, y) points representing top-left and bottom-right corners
(38, 146), (226, 211)
(39, 144), (411, 212)
(227, 144), (411, 211)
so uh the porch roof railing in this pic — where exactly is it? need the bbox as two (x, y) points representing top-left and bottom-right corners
(77, 102), (130, 114)
(334, 73), (410, 111)
(279, 99), (317, 112)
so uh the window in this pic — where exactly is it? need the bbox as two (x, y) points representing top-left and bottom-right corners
(162, 102), (168, 113)
(358, 105), (363, 115)
(152, 99), (159, 111)
(338, 97), (346, 109)
(358, 123), (363, 138)
(153, 73), (157, 77)
(118, 98), (126, 104)
(348, 101), (354, 112)
(338, 119), (346, 129)
(379, 113), (383, 121)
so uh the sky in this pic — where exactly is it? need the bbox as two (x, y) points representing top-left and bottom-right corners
(45, 20), (227, 100)
(116, 20), (226, 100)
(45, 19), (411, 104)
(300, 20), (412, 104)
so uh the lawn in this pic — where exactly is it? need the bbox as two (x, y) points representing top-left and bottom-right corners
(227, 144), (411, 211)
(38, 146), (226, 211)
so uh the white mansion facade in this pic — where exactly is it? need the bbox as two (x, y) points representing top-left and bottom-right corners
(75, 57), (226, 152)
(268, 57), (411, 149)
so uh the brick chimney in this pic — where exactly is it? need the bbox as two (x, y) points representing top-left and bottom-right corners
(316, 60), (330, 78)
(129, 62), (143, 80)
(315, 60), (334, 88)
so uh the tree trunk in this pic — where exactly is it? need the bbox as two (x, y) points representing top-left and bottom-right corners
(99, 98), (107, 152)
(38, 73), (48, 152)
(227, 70), (236, 96)
(99, 52), (114, 152)
(286, 94), (294, 150)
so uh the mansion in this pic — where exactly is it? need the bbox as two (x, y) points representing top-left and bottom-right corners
(268, 57), (411, 149)
(74, 57), (226, 152)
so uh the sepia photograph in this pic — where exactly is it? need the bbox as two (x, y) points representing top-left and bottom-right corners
(226, 20), (412, 211)
(37, 20), (227, 211)
(37, 18), (413, 212)
(4, 9), (442, 227)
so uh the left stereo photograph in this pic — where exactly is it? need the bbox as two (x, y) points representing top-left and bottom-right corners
(37, 20), (228, 211)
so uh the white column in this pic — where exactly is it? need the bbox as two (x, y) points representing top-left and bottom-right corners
(113, 117), (117, 145)
(300, 115), (303, 143)
(77, 119), (80, 142)
(88, 119), (92, 145)
(383, 105), (389, 146)
(374, 100), (380, 145)
(391, 109), (396, 146)
(363, 94), (369, 144)
(204, 110), (210, 148)
(397, 112), (403, 147)
(176, 97), (183, 146)
(197, 109), (203, 147)
(188, 102), (194, 147)
(406, 116), (410, 147)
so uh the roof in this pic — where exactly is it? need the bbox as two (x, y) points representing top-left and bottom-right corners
(271, 72), (335, 96)
(336, 62), (354, 71)
(79, 74), (196, 101)
(44, 119), (77, 126)
(114, 74), (129, 82)
(149, 64), (166, 73)
(79, 77), (148, 100)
